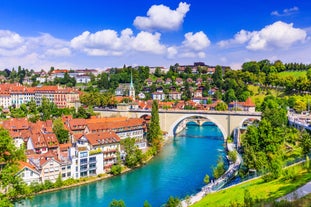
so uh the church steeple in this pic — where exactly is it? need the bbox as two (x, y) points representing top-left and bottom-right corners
(129, 69), (135, 101)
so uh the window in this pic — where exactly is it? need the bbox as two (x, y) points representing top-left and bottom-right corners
(80, 158), (88, 164)
(89, 157), (96, 163)
(80, 152), (87, 158)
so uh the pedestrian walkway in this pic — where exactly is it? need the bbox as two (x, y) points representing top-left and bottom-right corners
(277, 181), (311, 202)
(181, 143), (242, 207)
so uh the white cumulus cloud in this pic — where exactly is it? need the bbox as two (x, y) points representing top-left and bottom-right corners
(131, 31), (166, 54)
(71, 29), (167, 56)
(70, 29), (127, 56)
(218, 21), (307, 51)
(182, 31), (210, 51)
(0, 30), (24, 49)
(133, 2), (190, 31)
(247, 21), (307, 50)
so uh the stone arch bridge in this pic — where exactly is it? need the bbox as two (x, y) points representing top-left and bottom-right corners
(94, 109), (261, 140)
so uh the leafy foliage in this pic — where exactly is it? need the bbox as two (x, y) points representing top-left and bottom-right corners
(164, 196), (181, 207)
(0, 128), (31, 206)
(109, 199), (126, 207)
(213, 156), (226, 179)
(52, 118), (69, 144)
(121, 138), (143, 168)
(147, 100), (163, 153)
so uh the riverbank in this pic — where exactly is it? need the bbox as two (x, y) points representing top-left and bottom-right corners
(190, 161), (311, 206)
(32, 149), (157, 196)
(181, 141), (241, 206)
(18, 124), (224, 207)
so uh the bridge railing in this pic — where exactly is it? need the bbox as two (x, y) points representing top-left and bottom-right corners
(95, 108), (262, 116)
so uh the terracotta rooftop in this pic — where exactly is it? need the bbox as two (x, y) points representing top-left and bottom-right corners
(85, 131), (120, 146)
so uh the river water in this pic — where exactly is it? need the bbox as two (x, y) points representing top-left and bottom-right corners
(18, 122), (224, 207)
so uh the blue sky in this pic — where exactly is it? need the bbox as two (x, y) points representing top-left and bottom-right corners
(0, 0), (310, 70)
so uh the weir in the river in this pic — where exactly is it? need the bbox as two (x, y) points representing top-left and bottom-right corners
(17, 122), (224, 207)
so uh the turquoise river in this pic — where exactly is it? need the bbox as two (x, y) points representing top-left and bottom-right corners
(18, 122), (224, 207)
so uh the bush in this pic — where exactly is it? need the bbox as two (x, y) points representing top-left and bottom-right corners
(228, 150), (238, 163)
(110, 164), (122, 175)
(43, 180), (54, 190)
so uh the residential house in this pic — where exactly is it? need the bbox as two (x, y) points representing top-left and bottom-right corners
(207, 67), (215, 75)
(175, 78), (183, 86)
(84, 132), (120, 170)
(152, 92), (165, 101)
(165, 78), (172, 85)
(74, 138), (104, 177)
(193, 89), (203, 98)
(168, 91), (182, 100)
(196, 78), (203, 85)
(29, 152), (62, 183)
(0, 92), (11, 109)
(228, 97), (256, 112)
(145, 78), (153, 86)
(156, 78), (163, 85)
(84, 117), (147, 149)
(74, 75), (91, 84)
(186, 78), (193, 84)
(17, 161), (41, 185)
(138, 92), (146, 99)
(115, 83), (130, 96)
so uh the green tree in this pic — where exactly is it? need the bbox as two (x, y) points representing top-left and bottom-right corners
(147, 100), (162, 153)
(224, 89), (237, 103)
(300, 130), (311, 156)
(74, 106), (90, 119)
(164, 196), (181, 207)
(121, 138), (143, 168)
(293, 99), (306, 113)
(0, 128), (32, 206)
(213, 156), (225, 179)
(52, 118), (69, 144)
(143, 200), (152, 207)
(203, 174), (210, 184)
(110, 164), (122, 175)
(109, 199), (126, 207)
(212, 65), (223, 88)
(307, 68), (311, 81)
(39, 96), (53, 121)
(54, 174), (63, 188)
(215, 102), (228, 111)
(228, 150), (238, 163)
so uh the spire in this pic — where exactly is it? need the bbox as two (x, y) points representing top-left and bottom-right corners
(129, 68), (135, 101)
(130, 68), (134, 88)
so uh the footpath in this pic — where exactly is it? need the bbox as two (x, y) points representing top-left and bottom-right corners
(181, 142), (241, 207)
(277, 181), (311, 202)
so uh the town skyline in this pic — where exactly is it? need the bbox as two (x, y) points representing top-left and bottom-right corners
(0, 0), (310, 70)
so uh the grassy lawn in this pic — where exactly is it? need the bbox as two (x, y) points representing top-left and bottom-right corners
(278, 71), (306, 78)
(191, 164), (311, 207)
(248, 85), (282, 107)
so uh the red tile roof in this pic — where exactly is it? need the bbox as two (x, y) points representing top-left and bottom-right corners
(85, 132), (120, 146)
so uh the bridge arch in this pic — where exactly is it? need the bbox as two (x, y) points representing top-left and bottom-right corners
(238, 117), (261, 128)
(167, 114), (227, 139)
